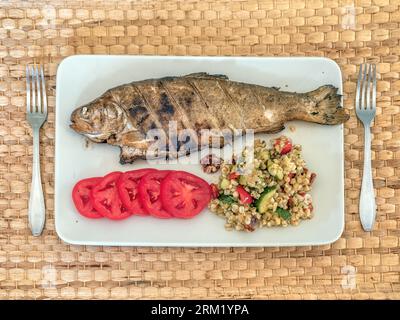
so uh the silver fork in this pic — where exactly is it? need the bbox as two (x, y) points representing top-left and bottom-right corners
(355, 63), (377, 231)
(26, 64), (47, 236)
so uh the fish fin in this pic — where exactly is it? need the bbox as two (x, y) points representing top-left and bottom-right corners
(119, 146), (145, 164)
(254, 124), (285, 134)
(265, 124), (285, 134)
(306, 85), (349, 125)
(118, 131), (146, 146)
(184, 73), (229, 80)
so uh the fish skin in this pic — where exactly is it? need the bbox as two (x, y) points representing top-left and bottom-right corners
(70, 72), (349, 164)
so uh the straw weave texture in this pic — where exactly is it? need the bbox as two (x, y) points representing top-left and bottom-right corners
(0, 0), (399, 299)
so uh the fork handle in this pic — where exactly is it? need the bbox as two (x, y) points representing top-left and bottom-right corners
(28, 127), (46, 236)
(359, 125), (376, 231)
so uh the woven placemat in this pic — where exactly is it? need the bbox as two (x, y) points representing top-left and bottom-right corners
(0, 0), (399, 300)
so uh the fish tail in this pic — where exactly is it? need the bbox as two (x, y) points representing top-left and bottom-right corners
(304, 85), (349, 125)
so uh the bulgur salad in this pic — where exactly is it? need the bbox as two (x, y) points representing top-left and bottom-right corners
(209, 136), (316, 232)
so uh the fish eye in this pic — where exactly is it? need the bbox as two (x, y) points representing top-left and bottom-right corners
(81, 106), (90, 118)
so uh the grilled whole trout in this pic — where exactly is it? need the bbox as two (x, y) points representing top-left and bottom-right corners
(70, 73), (349, 164)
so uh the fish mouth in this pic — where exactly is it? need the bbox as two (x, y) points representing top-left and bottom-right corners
(70, 116), (91, 134)
(69, 121), (81, 132)
(70, 120), (89, 135)
(70, 119), (110, 142)
(70, 110), (83, 132)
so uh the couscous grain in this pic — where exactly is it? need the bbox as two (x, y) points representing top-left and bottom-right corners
(209, 136), (316, 232)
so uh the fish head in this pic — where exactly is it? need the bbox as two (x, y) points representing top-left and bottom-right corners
(70, 96), (127, 143)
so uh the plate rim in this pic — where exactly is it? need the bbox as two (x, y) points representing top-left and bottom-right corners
(54, 55), (345, 247)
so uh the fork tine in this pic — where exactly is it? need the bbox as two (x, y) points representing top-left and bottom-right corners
(26, 65), (31, 113)
(40, 65), (47, 115)
(356, 63), (363, 110)
(35, 65), (41, 113)
(361, 63), (368, 110)
(30, 65), (36, 112)
(372, 64), (377, 110)
(366, 64), (372, 110)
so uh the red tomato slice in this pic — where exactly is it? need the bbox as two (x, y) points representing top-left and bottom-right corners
(117, 168), (157, 216)
(91, 171), (132, 220)
(160, 171), (211, 219)
(72, 177), (103, 219)
(138, 170), (172, 219)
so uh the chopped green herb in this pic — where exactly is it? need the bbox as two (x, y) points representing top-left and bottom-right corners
(218, 194), (236, 204)
(276, 207), (291, 220)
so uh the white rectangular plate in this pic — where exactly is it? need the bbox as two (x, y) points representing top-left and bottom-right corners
(55, 55), (344, 247)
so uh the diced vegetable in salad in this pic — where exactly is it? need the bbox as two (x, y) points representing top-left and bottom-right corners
(209, 136), (316, 232)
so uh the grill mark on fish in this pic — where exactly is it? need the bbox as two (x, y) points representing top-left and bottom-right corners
(131, 84), (163, 131)
(186, 79), (209, 110)
(186, 79), (220, 129)
(192, 78), (244, 129)
(138, 80), (186, 131)
(251, 87), (267, 118)
(217, 80), (245, 130)
(160, 81), (192, 129)
(129, 96), (147, 116)
(128, 106), (148, 124)
(163, 79), (218, 151)
(160, 80), (198, 152)
(124, 93), (155, 138)
(160, 92), (175, 115)
(192, 79), (230, 128)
